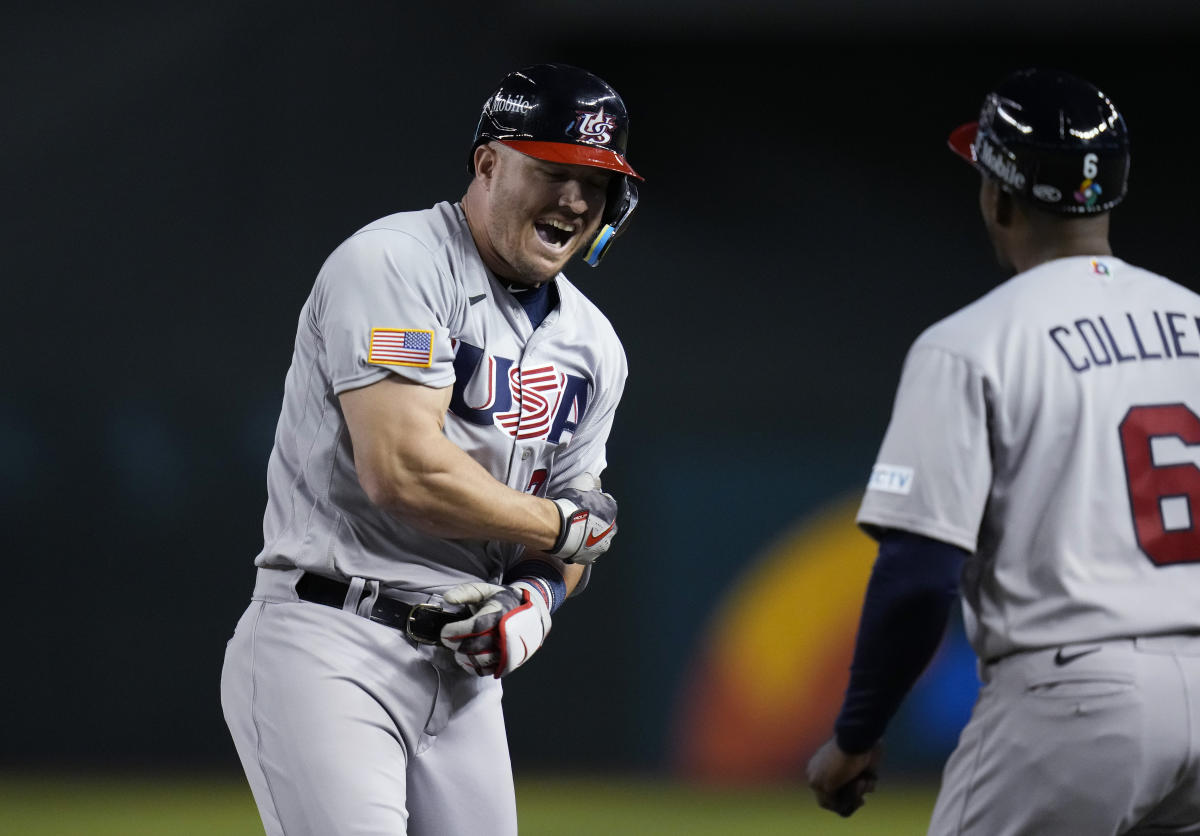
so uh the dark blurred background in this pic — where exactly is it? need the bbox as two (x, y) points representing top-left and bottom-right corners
(6, 0), (1200, 782)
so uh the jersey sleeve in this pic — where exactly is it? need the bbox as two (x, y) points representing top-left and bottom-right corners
(312, 228), (461, 394)
(856, 343), (993, 552)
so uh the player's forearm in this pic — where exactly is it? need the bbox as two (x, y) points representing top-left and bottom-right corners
(834, 530), (966, 754)
(561, 561), (586, 595)
(360, 434), (560, 548)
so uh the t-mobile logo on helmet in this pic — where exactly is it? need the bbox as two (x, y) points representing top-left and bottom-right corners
(976, 137), (1026, 189)
(493, 93), (534, 114)
(569, 108), (616, 145)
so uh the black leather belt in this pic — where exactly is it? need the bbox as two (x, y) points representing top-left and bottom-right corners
(295, 572), (459, 645)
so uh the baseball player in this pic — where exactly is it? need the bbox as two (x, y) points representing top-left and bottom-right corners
(220, 63), (640, 836)
(806, 69), (1200, 834)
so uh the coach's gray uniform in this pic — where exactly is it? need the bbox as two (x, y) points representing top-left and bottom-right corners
(221, 201), (627, 836)
(859, 256), (1200, 834)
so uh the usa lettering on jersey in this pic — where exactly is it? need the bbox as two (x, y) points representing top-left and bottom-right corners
(495, 365), (568, 441)
(450, 340), (590, 444)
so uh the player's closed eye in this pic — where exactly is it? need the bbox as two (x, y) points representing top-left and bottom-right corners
(538, 164), (571, 182)
(540, 165), (607, 193)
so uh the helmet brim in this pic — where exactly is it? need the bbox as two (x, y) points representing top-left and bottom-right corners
(502, 139), (643, 180)
(947, 121), (978, 165)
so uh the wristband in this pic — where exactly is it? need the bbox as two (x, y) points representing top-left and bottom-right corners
(504, 559), (566, 613)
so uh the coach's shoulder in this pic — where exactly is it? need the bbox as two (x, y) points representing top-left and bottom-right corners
(909, 277), (1018, 362)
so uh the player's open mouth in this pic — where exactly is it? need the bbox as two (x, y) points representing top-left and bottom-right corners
(534, 219), (576, 249)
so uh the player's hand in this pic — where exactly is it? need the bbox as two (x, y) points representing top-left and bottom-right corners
(806, 737), (883, 818)
(439, 581), (552, 678)
(546, 479), (618, 565)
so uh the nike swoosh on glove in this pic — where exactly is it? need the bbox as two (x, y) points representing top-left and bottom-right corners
(439, 581), (552, 678)
(546, 485), (618, 565)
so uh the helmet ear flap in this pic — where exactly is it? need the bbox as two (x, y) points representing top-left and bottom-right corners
(583, 177), (638, 267)
(603, 174), (637, 229)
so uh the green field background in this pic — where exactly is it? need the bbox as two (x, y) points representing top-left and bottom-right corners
(0, 773), (936, 836)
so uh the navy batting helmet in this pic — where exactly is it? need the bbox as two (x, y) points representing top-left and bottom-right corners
(470, 63), (641, 266)
(948, 68), (1129, 215)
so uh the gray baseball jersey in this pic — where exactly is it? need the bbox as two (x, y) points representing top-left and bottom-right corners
(255, 200), (627, 593)
(857, 255), (1200, 662)
(222, 201), (627, 836)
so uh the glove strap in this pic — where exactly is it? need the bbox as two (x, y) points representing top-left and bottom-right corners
(550, 497), (588, 557)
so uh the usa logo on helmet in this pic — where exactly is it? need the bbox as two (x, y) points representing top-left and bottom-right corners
(569, 108), (616, 146)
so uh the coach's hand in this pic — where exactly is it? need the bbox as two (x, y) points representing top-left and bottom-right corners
(546, 486), (617, 565)
(806, 737), (882, 818)
(440, 581), (552, 678)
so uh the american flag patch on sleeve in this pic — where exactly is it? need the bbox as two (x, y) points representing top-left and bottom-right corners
(368, 328), (434, 368)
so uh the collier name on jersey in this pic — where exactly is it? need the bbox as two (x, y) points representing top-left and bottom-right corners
(1049, 308), (1200, 373)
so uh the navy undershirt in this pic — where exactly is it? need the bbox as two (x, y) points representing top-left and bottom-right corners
(834, 529), (968, 754)
(507, 280), (556, 330)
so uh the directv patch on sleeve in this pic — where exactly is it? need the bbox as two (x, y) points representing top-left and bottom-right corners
(867, 463), (914, 495)
(368, 328), (434, 368)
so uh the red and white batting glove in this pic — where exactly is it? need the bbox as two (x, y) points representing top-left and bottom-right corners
(546, 486), (618, 565)
(439, 580), (552, 678)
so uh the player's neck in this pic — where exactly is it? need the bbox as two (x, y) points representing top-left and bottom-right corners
(1008, 215), (1112, 274)
(459, 191), (508, 279)
(1011, 240), (1112, 274)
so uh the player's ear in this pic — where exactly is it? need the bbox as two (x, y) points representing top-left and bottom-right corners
(473, 143), (498, 184)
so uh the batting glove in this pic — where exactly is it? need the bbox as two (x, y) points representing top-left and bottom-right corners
(439, 581), (552, 678)
(546, 486), (618, 565)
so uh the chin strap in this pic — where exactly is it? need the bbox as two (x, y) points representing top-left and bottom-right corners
(582, 178), (640, 267)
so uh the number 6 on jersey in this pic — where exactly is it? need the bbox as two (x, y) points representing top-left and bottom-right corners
(1119, 403), (1200, 565)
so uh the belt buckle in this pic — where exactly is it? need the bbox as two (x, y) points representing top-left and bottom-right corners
(406, 603), (444, 645)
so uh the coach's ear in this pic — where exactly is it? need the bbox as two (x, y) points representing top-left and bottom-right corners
(994, 188), (1014, 227)
(980, 176), (1014, 228)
